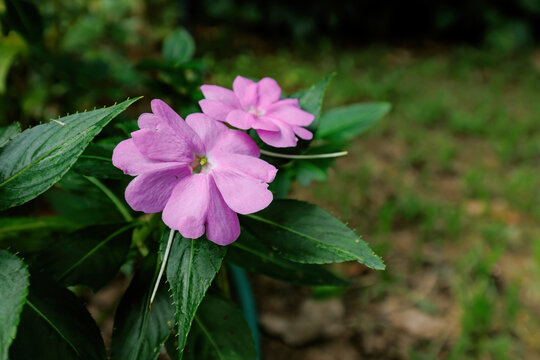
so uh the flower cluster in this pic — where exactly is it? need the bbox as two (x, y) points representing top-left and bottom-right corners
(200, 76), (314, 148)
(113, 76), (313, 244)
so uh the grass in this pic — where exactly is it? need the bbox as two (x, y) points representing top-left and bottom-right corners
(209, 45), (540, 358)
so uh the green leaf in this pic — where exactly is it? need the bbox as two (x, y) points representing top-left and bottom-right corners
(182, 295), (256, 360)
(0, 97), (140, 210)
(162, 28), (195, 66)
(0, 217), (80, 256)
(32, 223), (134, 291)
(114, 119), (139, 137)
(165, 233), (227, 358)
(268, 168), (291, 199)
(111, 253), (175, 360)
(295, 161), (328, 186)
(290, 73), (335, 130)
(0, 250), (29, 360)
(10, 275), (107, 360)
(0, 216), (78, 239)
(0, 217), (81, 262)
(288, 142), (347, 187)
(0, 122), (21, 148)
(45, 172), (126, 226)
(317, 102), (391, 141)
(228, 230), (349, 287)
(72, 143), (124, 179)
(240, 200), (385, 269)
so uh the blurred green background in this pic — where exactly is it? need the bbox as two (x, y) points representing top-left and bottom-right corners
(1, 0), (540, 359)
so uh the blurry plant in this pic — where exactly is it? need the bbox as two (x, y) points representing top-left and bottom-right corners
(449, 243), (519, 359)
(0, 24), (390, 357)
(0, 0), (204, 128)
(0, 1), (394, 358)
(137, 27), (206, 116)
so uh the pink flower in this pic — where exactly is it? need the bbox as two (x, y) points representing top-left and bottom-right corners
(112, 99), (277, 245)
(199, 76), (315, 148)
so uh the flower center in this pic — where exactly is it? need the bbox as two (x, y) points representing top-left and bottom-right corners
(190, 155), (209, 174)
(248, 106), (265, 117)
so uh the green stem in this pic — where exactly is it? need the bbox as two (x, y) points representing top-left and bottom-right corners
(229, 264), (261, 359)
(149, 228), (175, 308)
(83, 175), (133, 222)
(215, 265), (232, 299)
(130, 213), (160, 257)
(260, 149), (348, 159)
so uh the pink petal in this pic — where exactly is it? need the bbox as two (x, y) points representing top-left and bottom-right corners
(150, 99), (203, 149)
(125, 166), (190, 213)
(293, 126), (313, 140)
(210, 129), (260, 157)
(250, 117), (280, 131)
(232, 76), (255, 97)
(256, 120), (298, 148)
(162, 174), (210, 239)
(264, 105), (314, 126)
(233, 76), (257, 109)
(270, 98), (298, 107)
(205, 178), (240, 245)
(112, 139), (179, 175)
(212, 168), (273, 215)
(132, 128), (196, 163)
(200, 85), (238, 106)
(138, 113), (161, 129)
(151, 99), (182, 123)
(212, 153), (277, 183)
(185, 113), (228, 152)
(256, 77), (281, 107)
(225, 110), (255, 130)
(199, 99), (237, 121)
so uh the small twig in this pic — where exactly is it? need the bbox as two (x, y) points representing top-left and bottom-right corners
(149, 228), (175, 309)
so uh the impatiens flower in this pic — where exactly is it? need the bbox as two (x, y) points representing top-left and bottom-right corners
(112, 99), (277, 245)
(199, 76), (315, 148)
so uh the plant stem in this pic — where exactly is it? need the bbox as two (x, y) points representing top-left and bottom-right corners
(260, 149), (348, 159)
(149, 228), (175, 309)
(131, 214), (160, 257)
(84, 176), (133, 222)
(229, 264), (261, 359)
(215, 265), (232, 299)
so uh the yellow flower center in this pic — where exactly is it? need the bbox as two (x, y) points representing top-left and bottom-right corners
(190, 155), (208, 174)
